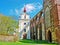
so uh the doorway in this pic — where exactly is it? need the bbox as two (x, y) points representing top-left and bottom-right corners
(23, 33), (27, 39)
(48, 31), (52, 42)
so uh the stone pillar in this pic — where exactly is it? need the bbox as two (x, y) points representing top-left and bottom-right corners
(42, 23), (45, 40)
(37, 28), (40, 40)
(34, 26), (36, 40)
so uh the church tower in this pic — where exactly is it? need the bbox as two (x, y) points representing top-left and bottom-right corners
(19, 7), (30, 39)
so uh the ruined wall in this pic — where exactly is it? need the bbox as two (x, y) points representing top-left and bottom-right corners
(0, 35), (18, 42)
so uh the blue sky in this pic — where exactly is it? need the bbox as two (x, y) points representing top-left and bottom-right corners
(0, 0), (43, 20)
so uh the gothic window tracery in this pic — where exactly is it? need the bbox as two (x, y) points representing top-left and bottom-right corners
(45, 7), (51, 28)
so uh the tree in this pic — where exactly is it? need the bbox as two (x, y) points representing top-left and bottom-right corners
(0, 14), (18, 35)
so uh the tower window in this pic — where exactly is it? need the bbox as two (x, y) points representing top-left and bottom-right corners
(24, 23), (26, 25)
(24, 29), (26, 32)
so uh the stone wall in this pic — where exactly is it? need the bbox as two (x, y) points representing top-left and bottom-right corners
(0, 35), (18, 42)
(56, 26), (60, 43)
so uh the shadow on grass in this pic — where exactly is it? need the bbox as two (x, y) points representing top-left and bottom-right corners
(19, 39), (57, 44)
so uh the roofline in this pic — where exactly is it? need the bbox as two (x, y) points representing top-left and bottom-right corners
(30, 9), (43, 21)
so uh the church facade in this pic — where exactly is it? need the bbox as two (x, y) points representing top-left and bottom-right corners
(18, 0), (60, 43)
(19, 8), (30, 39)
(44, 0), (60, 43)
(30, 0), (60, 43)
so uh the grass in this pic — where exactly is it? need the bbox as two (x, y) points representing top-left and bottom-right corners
(0, 40), (58, 45)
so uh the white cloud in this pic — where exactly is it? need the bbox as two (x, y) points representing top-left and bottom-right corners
(9, 2), (43, 16)
(33, 2), (43, 9)
(25, 4), (35, 12)
(15, 9), (19, 15)
(21, 2), (43, 13)
(9, 9), (19, 18)
(21, 4), (35, 13)
(9, 9), (19, 16)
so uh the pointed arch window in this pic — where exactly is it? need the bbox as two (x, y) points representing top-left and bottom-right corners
(45, 7), (51, 28)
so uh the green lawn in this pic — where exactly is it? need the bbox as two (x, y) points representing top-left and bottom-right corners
(0, 40), (58, 45)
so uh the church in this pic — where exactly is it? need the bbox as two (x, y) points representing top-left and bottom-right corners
(19, 7), (30, 39)
(44, 0), (60, 43)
